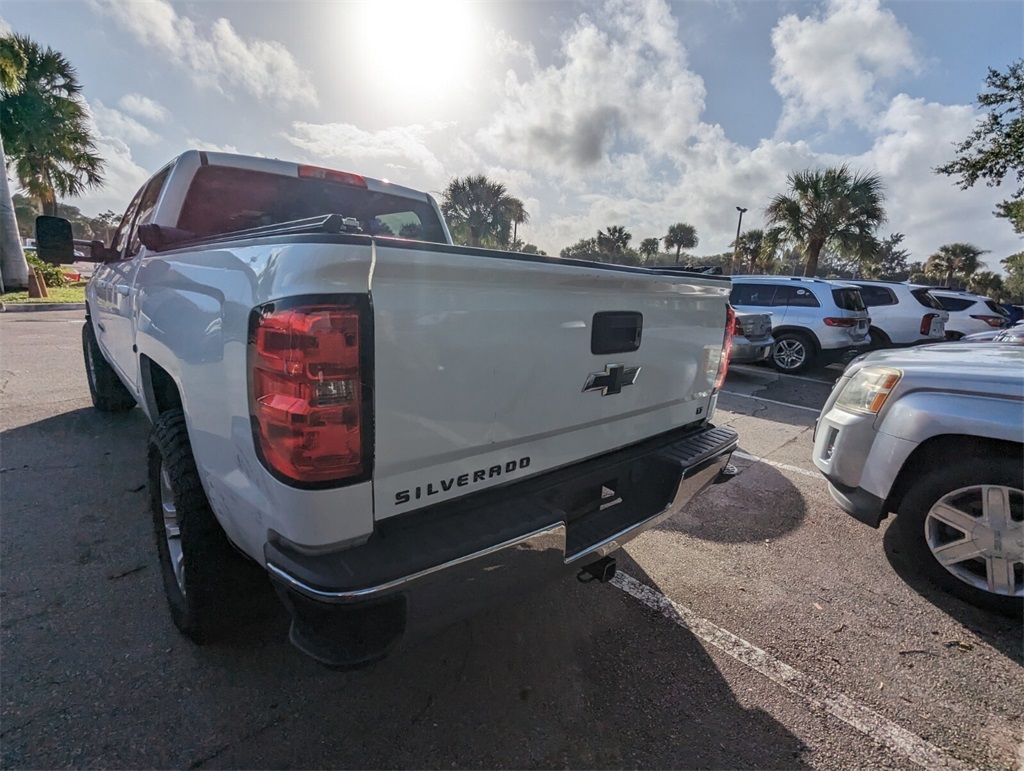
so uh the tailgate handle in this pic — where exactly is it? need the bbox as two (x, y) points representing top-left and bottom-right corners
(591, 311), (642, 354)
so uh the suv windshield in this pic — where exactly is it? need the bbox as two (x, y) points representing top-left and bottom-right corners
(177, 166), (448, 244)
(831, 287), (866, 312)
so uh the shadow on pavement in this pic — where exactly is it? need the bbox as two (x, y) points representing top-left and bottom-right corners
(881, 523), (1023, 667)
(1, 407), (809, 770)
(657, 461), (807, 543)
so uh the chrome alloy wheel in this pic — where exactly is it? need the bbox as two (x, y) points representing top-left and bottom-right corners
(160, 465), (186, 595)
(924, 484), (1024, 597)
(773, 338), (807, 371)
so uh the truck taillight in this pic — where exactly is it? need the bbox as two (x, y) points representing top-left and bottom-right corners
(248, 297), (371, 487)
(714, 305), (735, 392)
(920, 313), (939, 335)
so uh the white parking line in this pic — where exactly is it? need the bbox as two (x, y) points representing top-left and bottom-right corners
(719, 390), (822, 414)
(730, 363), (841, 385)
(732, 450), (822, 479)
(611, 571), (969, 770)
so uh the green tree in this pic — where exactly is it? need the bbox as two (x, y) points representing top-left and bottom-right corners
(1, 34), (104, 217)
(733, 228), (765, 273)
(1001, 252), (1024, 302)
(663, 222), (698, 264)
(935, 60), (1023, 221)
(440, 174), (526, 249)
(597, 225), (632, 257)
(968, 270), (1005, 301)
(502, 196), (529, 248)
(995, 199), (1024, 235)
(861, 232), (910, 280)
(638, 237), (660, 263)
(924, 243), (988, 288)
(0, 34), (28, 291)
(765, 165), (887, 278)
(560, 237), (601, 261)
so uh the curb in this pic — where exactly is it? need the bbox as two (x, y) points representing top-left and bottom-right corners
(1, 302), (86, 313)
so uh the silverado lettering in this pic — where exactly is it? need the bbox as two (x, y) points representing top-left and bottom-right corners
(395, 457), (532, 505)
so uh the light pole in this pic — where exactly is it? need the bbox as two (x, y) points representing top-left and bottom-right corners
(733, 206), (747, 273)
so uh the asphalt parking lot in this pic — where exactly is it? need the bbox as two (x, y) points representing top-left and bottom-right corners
(2, 310), (1021, 770)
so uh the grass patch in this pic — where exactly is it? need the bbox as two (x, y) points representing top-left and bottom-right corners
(2, 283), (87, 304)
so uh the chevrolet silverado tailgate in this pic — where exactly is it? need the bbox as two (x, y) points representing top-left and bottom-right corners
(369, 242), (731, 518)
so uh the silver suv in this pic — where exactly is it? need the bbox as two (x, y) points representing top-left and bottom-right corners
(730, 276), (870, 373)
(850, 280), (948, 347)
(928, 289), (1010, 339)
(813, 344), (1023, 615)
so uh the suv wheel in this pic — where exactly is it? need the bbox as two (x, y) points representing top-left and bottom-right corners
(148, 409), (266, 642)
(770, 331), (815, 374)
(894, 457), (1023, 616)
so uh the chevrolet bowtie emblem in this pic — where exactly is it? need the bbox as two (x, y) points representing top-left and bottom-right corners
(582, 364), (641, 396)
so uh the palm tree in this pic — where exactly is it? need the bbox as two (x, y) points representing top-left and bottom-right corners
(663, 222), (698, 264)
(733, 229), (764, 273)
(1, 34), (104, 218)
(968, 271), (1005, 301)
(925, 243), (988, 288)
(764, 165), (886, 278)
(638, 237), (660, 263)
(441, 175), (526, 248)
(0, 35), (28, 291)
(597, 225), (632, 256)
(502, 196), (529, 248)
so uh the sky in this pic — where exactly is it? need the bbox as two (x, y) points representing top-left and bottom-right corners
(3, 0), (1022, 267)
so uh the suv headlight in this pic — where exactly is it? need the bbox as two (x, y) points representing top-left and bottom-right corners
(834, 366), (902, 415)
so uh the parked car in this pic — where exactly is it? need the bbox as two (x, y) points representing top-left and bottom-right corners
(848, 280), (947, 348)
(927, 289), (1009, 339)
(812, 343), (1023, 615)
(963, 321), (1024, 344)
(730, 311), (774, 364)
(729, 276), (870, 374)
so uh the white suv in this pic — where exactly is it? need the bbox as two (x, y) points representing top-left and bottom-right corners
(928, 289), (1010, 339)
(730, 276), (870, 373)
(850, 281), (948, 347)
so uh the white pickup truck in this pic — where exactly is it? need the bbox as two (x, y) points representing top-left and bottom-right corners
(37, 151), (738, 667)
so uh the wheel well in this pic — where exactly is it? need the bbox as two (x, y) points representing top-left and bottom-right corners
(140, 356), (183, 418)
(772, 326), (820, 353)
(868, 325), (891, 344)
(884, 434), (1024, 514)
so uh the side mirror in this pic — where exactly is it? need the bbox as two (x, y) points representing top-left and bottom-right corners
(35, 216), (74, 265)
(89, 240), (112, 262)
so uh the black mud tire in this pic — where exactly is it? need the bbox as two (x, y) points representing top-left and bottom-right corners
(893, 456), (1023, 617)
(770, 330), (816, 374)
(82, 320), (136, 412)
(148, 409), (264, 643)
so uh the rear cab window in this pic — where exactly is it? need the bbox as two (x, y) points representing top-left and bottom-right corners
(175, 166), (448, 245)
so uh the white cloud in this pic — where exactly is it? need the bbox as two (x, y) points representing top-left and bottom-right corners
(89, 0), (317, 108)
(70, 100), (151, 215)
(90, 100), (160, 145)
(284, 123), (447, 181)
(118, 93), (170, 123)
(479, 0), (705, 174)
(771, 0), (921, 134)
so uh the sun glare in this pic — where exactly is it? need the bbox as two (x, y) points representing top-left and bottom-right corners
(349, 0), (480, 108)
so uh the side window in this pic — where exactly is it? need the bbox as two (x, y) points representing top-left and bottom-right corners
(775, 286), (821, 307)
(126, 166), (172, 257)
(730, 283), (777, 307)
(858, 285), (896, 307)
(109, 186), (146, 259)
